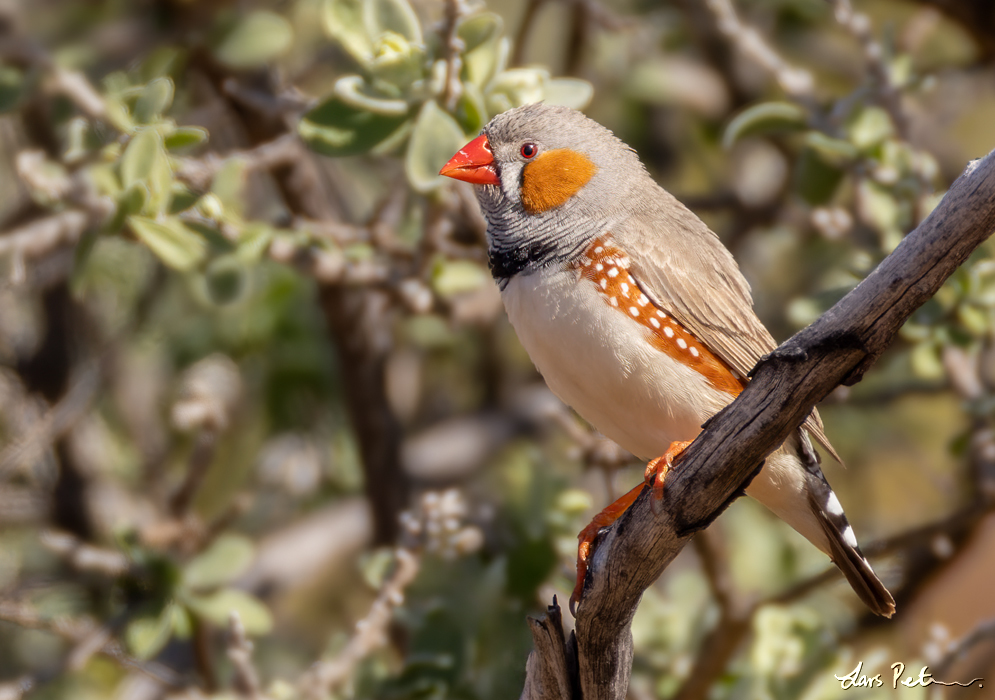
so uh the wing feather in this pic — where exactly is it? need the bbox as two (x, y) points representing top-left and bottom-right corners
(615, 189), (841, 463)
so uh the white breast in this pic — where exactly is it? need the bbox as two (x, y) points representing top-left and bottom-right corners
(501, 267), (732, 460)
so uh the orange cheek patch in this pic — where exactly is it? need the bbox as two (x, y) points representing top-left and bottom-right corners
(520, 149), (597, 215)
(576, 236), (744, 396)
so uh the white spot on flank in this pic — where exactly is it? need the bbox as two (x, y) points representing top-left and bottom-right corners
(656, 310), (666, 318)
(638, 294), (649, 306)
(650, 317), (660, 329)
(826, 492), (844, 516)
(594, 246), (604, 253)
(677, 339), (687, 349)
(664, 327), (674, 338)
(608, 268), (619, 278)
(620, 282), (630, 296)
(595, 263), (603, 271)
(600, 279), (607, 289)
(629, 306), (639, 317)
(690, 347), (699, 357)
(843, 526), (858, 548)
(609, 297), (618, 307)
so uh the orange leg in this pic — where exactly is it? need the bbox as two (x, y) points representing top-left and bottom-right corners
(644, 440), (693, 505)
(571, 482), (644, 614)
(571, 440), (693, 614)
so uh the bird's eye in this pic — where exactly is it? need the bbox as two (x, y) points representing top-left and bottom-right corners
(520, 143), (538, 159)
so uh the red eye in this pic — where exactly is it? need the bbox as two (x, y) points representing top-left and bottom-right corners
(521, 143), (538, 159)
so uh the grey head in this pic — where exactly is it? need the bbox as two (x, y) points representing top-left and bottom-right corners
(474, 103), (653, 284)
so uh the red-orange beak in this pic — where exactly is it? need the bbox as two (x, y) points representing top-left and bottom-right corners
(439, 135), (500, 186)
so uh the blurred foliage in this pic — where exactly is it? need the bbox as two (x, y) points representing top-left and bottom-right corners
(1, 0), (994, 698)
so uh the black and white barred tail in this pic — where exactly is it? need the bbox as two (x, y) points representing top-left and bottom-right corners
(805, 474), (895, 617)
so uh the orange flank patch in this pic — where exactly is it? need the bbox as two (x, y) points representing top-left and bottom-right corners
(520, 149), (597, 215)
(576, 236), (744, 396)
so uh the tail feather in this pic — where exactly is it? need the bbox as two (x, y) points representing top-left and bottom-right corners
(808, 488), (896, 617)
(750, 432), (896, 617)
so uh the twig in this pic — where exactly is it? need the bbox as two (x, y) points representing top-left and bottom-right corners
(701, 0), (814, 97)
(511, 0), (545, 67)
(227, 612), (268, 700)
(168, 431), (218, 517)
(0, 598), (182, 687)
(521, 599), (577, 700)
(0, 36), (110, 125)
(175, 133), (304, 192)
(39, 530), (129, 577)
(828, 0), (907, 137)
(0, 210), (89, 273)
(671, 531), (752, 700)
(298, 547), (420, 699)
(930, 618), (995, 689)
(0, 360), (102, 480)
(0, 677), (34, 700)
(439, 0), (466, 112)
(828, 0), (934, 220)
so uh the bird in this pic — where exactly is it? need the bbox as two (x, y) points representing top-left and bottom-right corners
(439, 102), (895, 618)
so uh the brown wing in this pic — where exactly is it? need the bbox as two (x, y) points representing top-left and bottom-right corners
(613, 188), (841, 463)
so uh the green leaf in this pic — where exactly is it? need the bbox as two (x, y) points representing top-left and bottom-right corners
(487, 68), (549, 114)
(215, 11), (293, 69)
(211, 158), (248, 221)
(300, 95), (410, 157)
(119, 182), (149, 218)
(183, 534), (256, 589)
(405, 100), (467, 193)
(363, 0), (422, 44)
(369, 31), (426, 88)
(722, 102), (806, 149)
(910, 341), (945, 380)
(120, 128), (163, 188)
(237, 222), (275, 263)
(184, 588), (273, 635)
(958, 304), (989, 336)
(333, 75), (409, 115)
(544, 78), (594, 110)
(164, 126), (208, 151)
(458, 13), (504, 87)
(803, 131), (858, 165)
(858, 179), (902, 244)
(431, 258), (488, 297)
(0, 65), (27, 113)
(846, 106), (894, 150)
(201, 255), (249, 307)
(64, 117), (90, 163)
(360, 548), (395, 590)
(128, 216), (207, 271)
(794, 148), (844, 206)
(103, 96), (136, 133)
(120, 128), (173, 214)
(133, 77), (174, 124)
(323, 0), (373, 64)
(454, 82), (488, 135)
(126, 605), (176, 660)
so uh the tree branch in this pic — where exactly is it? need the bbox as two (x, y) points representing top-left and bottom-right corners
(521, 148), (995, 699)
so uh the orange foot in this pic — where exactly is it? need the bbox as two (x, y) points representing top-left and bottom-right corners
(570, 440), (693, 614)
(644, 440), (693, 511)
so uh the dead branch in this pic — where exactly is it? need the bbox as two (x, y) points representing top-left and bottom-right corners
(520, 148), (995, 699)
